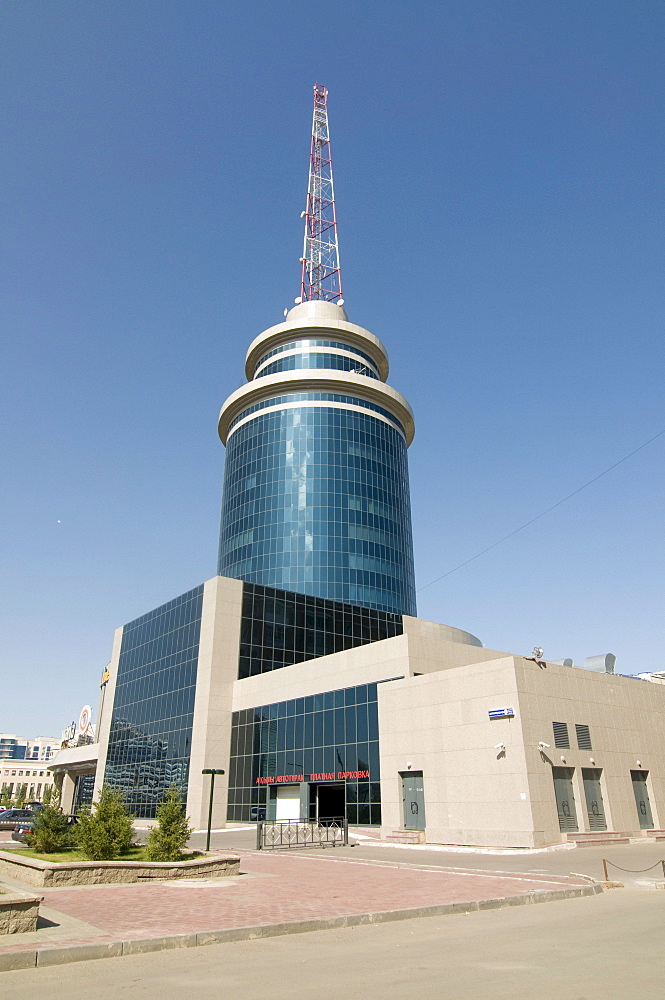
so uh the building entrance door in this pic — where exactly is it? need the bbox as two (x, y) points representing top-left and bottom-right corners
(316, 783), (345, 824)
(631, 771), (654, 830)
(582, 768), (607, 831)
(552, 767), (578, 833)
(275, 784), (301, 821)
(402, 772), (425, 831)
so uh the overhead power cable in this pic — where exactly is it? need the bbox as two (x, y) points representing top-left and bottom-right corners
(417, 427), (665, 594)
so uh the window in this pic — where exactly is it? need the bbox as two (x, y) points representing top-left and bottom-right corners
(103, 584), (204, 819)
(575, 724), (592, 750)
(553, 722), (570, 749)
(237, 583), (403, 679)
(228, 682), (381, 826)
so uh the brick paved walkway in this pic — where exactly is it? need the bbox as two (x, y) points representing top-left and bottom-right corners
(0, 850), (595, 961)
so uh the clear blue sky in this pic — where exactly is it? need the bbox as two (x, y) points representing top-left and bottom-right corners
(2, 1), (663, 737)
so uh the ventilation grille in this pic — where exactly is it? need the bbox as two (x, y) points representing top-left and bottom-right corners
(576, 724), (592, 750)
(553, 721), (570, 749)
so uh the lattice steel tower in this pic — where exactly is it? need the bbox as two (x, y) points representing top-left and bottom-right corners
(217, 85), (416, 615)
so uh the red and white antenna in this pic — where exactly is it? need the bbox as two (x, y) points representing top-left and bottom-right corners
(298, 85), (343, 304)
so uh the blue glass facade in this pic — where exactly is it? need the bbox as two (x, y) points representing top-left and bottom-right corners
(255, 339), (379, 371)
(104, 586), (203, 818)
(218, 401), (416, 614)
(228, 682), (382, 825)
(259, 353), (378, 379)
(239, 582), (403, 678)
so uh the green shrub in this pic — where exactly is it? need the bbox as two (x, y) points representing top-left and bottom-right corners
(76, 784), (135, 860)
(26, 803), (73, 853)
(146, 786), (192, 862)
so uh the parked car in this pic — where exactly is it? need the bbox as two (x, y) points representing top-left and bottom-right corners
(11, 814), (78, 844)
(0, 808), (35, 830)
(11, 821), (34, 843)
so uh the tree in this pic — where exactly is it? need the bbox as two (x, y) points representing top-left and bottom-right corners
(146, 786), (192, 862)
(42, 785), (53, 806)
(76, 784), (135, 861)
(0, 786), (11, 808)
(26, 803), (73, 854)
(15, 784), (27, 807)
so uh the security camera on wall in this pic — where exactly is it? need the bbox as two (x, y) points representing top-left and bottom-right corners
(493, 742), (505, 750)
(538, 741), (550, 749)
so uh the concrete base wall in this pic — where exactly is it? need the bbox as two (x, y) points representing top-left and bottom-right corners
(0, 852), (239, 887)
(0, 888), (42, 933)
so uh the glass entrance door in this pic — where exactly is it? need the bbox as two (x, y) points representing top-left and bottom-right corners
(316, 783), (345, 824)
(631, 771), (654, 830)
(582, 768), (607, 831)
(552, 767), (578, 832)
(402, 772), (425, 831)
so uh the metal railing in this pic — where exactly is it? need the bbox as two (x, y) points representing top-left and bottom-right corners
(256, 817), (348, 850)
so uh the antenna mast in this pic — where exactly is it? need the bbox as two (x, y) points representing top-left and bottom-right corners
(299, 85), (343, 304)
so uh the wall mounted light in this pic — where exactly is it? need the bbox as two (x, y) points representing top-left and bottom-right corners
(589, 758), (595, 765)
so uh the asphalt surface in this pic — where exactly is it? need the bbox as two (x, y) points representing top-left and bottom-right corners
(3, 888), (663, 999)
(187, 825), (665, 888)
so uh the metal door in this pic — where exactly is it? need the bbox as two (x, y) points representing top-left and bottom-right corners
(402, 772), (425, 831)
(275, 784), (301, 821)
(552, 767), (578, 833)
(631, 771), (654, 830)
(582, 768), (607, 831)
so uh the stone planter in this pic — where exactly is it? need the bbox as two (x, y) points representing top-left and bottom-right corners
(0, 851), (240, 888)
(0, 887), (42, 934)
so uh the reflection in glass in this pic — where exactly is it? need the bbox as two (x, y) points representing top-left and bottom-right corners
(104, 586), (203, 818)
(228, 682), (381, 826)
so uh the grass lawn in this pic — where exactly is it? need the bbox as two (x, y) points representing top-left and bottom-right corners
(10, 845), (151, 863)
(10, 846), (204, 863)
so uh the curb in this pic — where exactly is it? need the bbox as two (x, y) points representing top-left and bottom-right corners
(0, 882), (602, 972)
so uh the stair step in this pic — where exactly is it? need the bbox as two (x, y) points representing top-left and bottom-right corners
(567, 832), (630, 841)
(386, 829), (425, 844)
(645, 830), (665, 837)
(571, 837), (630, 847)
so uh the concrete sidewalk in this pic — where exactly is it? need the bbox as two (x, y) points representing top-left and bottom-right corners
(0, 849), (598, 971)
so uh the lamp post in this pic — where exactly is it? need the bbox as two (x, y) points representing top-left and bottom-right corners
(202, 768), (225, 852)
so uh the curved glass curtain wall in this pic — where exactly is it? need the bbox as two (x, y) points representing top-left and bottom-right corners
(258, 352), (378, 379)
(219, 321), (416, 616)
(255, 339), (379, 372)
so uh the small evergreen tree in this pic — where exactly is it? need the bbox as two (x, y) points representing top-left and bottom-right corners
(26, 803), (73, 853)
(76, 784), (135, 861)
(0, 786), (11, 808)
(146, 786), (192, 862)
(42, 785), (53, 806)
(15, 784), (27, 807)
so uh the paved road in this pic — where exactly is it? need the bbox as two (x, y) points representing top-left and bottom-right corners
(3, 888), (663, 999)
(188, 825), (665, 887)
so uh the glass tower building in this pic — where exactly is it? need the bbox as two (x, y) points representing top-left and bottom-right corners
(217, 299), (417, 615)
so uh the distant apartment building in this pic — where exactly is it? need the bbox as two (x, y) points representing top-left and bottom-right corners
(0, 734), (58, 762)
(0, 734), (59, 802)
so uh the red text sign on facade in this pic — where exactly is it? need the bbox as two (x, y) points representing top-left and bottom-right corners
(256, 770), (370, 785)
